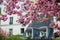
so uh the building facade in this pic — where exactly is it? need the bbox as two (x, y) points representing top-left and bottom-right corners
(24, 16), (54, 39)
(0, 1), (28, 35)
(0, 0), (60, 39)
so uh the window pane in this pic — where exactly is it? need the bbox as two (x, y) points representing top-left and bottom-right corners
(9, 29), (13, 36)
(9, 17), (13, 25)
(21, 4), (24, 9)
(40, 28), (46, 38)
(21, 28), (24, 33)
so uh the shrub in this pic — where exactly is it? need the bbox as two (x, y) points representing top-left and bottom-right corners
(0, 28), (8, 40)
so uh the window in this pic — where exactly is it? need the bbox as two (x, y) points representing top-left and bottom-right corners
(9, 17), (13, 25)
(0, 8), (1, 14)
(56, 0), (60, 3)
(21, 4), (24, 9)
(21, 28), (24, 34)
(9, 29), (13, 36)
(49, 28), (53, 37)
(40, 28), (46, 38)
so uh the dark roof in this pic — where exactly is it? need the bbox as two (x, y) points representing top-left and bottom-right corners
(28, 17), (53, 28)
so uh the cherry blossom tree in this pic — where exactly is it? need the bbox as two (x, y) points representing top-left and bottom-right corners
(0, 0), (3, 4)
(0, 0), (60, 29)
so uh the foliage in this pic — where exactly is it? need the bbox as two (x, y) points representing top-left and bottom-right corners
(0, 28), (7, 40)
(0, 0), (60, 30)
(0, 0), (59, 26)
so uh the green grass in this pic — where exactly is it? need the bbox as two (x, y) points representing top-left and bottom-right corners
(5, 35), (26, 40)
(53, 37), (60, 40)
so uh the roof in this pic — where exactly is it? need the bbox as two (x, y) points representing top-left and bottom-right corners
(28, 17), (53, 28)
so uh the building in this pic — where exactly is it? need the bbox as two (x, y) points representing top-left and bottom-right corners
(0, 0), (60, 39)
(24, 16), (54, 39)
(0, 1), (28, 35)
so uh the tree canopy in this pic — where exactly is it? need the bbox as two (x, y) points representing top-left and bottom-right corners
(0, 0), (60, 29)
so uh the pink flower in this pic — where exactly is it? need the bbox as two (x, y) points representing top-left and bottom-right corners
(19, 0), (25, 2)
(15, 5), (20, 9)
(49, 22), (55, 26)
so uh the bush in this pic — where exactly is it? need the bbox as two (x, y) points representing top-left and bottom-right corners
(0, 28), (7, 40)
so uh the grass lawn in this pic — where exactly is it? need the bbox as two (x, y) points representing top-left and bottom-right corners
(5, 35), (26, 40)
(3, 35), (60, 40)
(53, 37), (60, 40)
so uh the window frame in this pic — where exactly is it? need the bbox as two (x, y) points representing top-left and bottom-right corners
(9, 28), (13, 36)
(21, 28), (24, 34)
(9, 17), (13, 25)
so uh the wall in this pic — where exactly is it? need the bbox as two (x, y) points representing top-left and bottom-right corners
(0, 1), (29, 35)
